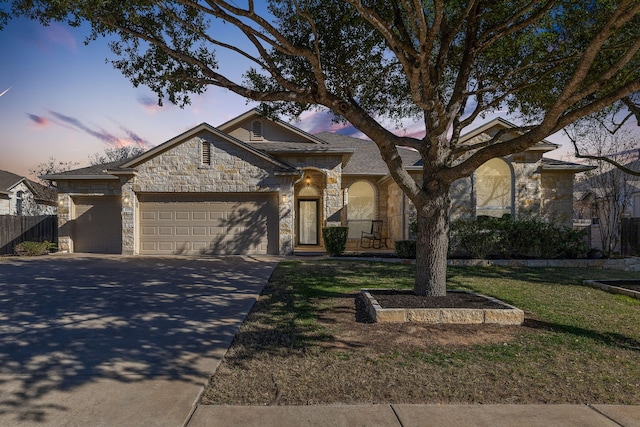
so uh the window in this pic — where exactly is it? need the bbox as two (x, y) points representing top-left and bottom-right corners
(251, 120), (263, 140)
(16, 190), (23, 215)
(201, 141), (211, 165)
(476, 158), (513, 218)
(347, 181), (375, 238)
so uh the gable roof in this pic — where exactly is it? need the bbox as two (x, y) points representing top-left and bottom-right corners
(459, 117), (560, 152)
(120, 122), (295, 171)
(217, 109), (327, 145)
(0, 170), (57, 202)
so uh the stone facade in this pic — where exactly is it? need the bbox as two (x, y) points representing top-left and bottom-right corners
(48, 112), (585, 256)
(126, 133), (296, 255)
(541, 171), (575, 227)
(55, 179), (121, 253)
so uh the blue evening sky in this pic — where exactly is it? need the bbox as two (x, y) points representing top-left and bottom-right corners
(0, 17), (576, 180)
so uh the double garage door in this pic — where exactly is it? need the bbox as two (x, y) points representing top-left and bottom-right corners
(138, 193), (278, 255)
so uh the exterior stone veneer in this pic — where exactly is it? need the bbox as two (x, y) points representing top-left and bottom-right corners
(56, 179), (120, 253)
(128, 133), (296, 255)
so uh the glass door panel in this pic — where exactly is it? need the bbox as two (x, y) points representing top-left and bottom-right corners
(299, 200), (318, 245)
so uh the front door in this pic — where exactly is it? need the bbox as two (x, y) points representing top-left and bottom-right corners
(298, 200), (318, 245)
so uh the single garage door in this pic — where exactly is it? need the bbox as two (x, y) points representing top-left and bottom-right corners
(138, 193), (278, 255)
(74, 196), (122, 253)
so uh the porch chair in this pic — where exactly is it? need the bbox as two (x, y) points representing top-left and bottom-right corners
(360, 220), (385, 249)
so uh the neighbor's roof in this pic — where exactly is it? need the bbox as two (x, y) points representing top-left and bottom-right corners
(0, 169), (57, 202)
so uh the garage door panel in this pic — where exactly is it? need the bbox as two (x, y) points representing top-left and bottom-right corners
(138, 193), (278, 255)
(142, 211), (157, 220)
(192, 227), (207, 236)
(74, 196), (122, 254)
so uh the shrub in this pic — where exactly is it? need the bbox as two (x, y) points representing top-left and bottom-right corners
(557, 227), (590, 259)
(322, 227), (348, 256)
(395, 240), (416, 259)
(14, 241), (56, 256)
(450, 217), (502, 259)
(450, 216), (589, 259)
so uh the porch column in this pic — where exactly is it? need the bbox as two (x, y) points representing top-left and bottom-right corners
(324, 167), (342, 227)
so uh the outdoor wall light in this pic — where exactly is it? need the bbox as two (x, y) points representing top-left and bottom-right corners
(305, 176), (311, 185)
(281, 194), (286, 203)
(123, 196), (130, 205)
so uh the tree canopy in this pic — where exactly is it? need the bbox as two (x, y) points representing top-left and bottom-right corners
(5, 0), (639, 295)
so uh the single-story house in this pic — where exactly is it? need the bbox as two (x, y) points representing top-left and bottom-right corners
(0, 170), (57, 216)
(44, 110), (590, 255)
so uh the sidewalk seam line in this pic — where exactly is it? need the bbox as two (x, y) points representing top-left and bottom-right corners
(390, 404), (405, 427)
(586, 404), (624, 426)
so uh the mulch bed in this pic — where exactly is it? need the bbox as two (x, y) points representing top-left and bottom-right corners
(369, 289), (506, 309)
(599, 280), (640, 291)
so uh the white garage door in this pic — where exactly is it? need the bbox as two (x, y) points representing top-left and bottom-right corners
(74, 196), (122, 253)
(138, 193), (278, 255)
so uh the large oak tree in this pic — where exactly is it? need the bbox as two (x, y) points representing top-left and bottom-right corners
(4, 1), (639, 295)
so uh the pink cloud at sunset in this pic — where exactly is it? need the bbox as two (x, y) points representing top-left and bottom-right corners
(137, 94), (164, 113)
(27, 110), (151, 149)
(27, 113), (50, 128)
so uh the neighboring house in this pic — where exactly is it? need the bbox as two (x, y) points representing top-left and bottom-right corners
(573, 158), (640, 252)
(0, 170), (57, 216)
(44, 110), (590, 255)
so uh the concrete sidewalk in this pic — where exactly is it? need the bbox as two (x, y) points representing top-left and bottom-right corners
(187, 404), (640, 427)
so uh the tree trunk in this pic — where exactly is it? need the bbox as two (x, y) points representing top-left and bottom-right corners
(414, 190), (450, 296)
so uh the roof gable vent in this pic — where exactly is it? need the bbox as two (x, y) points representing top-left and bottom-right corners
(201, 141), (211, 165)
(251, 120), (263, 140)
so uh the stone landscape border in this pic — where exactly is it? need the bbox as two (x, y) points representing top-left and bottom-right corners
(582, 280), (640, 299)
(361, 289), (525, 325)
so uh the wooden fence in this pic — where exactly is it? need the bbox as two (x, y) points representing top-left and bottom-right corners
(0, 215), (58, 255)
(621, 218), (640, 256)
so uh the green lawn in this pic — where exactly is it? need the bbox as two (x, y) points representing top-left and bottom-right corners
(202, 260), (640, 405)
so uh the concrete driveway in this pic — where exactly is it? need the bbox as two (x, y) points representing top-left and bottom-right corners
(0, 254), (279, 426)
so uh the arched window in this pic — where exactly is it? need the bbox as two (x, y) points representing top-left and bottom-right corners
(347, 181), (375, 238)
(476, 158), (513, 218)
(16, 190), (23, 215)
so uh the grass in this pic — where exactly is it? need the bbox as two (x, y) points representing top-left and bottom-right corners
(202, 260), (640, 405)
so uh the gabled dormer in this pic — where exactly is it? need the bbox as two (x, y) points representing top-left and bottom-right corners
(217, 109), (327, 145)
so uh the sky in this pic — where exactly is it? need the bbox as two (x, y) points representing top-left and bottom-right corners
(0, 16), (583, 181)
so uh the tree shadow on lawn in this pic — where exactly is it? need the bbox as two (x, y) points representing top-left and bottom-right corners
(523, 318), (640, 352)
(447, 265), (635, 286)
(0, 255), (273, 424)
